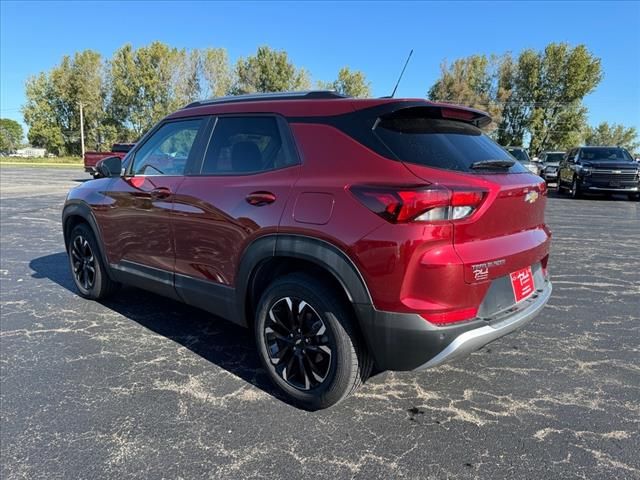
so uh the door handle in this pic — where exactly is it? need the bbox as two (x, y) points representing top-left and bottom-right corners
(150, 187), (172, 199)
(246, 191), (276, 206)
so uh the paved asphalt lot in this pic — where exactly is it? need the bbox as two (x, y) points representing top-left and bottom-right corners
(1, 166), (639, 479)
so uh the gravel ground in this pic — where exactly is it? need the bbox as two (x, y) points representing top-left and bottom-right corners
(1, 166), (639, 479)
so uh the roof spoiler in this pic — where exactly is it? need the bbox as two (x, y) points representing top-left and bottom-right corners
(376, 101), (492, 129)
(428, 102), (492, 129)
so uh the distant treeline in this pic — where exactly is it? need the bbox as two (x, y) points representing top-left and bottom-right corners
(21, 43), (371, 155)
(19, 41), (638, 156)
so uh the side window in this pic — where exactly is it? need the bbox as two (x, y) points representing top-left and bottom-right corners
(201, 116), (297, 175)
(565, 149), (575, 163)
(131, 119), (204, 176)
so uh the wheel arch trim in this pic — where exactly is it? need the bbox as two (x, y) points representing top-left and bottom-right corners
(62, 201), (113, 278)
(236, 234), (373, 325)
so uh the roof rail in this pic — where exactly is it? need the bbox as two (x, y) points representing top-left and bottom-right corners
(184, 90), (350, 108)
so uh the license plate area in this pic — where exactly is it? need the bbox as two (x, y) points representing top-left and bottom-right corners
(510, 266), (535, 303)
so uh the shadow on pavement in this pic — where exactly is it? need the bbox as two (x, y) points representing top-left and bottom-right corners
(29, 252), (285, 403)
(547, 189), (637, 201)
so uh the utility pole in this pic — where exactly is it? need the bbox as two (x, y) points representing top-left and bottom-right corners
(79, 102), (85, 158)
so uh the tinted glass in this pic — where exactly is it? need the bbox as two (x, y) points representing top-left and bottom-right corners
(544, 153), (564, 163)
(201, 116), (296, 174)
(506, 147), (531, 163)
(131, 119), (203, 175)
(579, 148), (633, 162)
(112, 143), (134, 153)
(374, 116), (526, 173)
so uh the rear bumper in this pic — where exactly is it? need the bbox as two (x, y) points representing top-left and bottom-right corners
(355, 278), (552, 371)
(417, 280), (551, 369)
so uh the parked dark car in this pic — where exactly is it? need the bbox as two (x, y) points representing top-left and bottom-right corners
(558, 146), (640, 200)
(538, 151), (565, 183)
(505, 146), (541, 175)
(62, 91), (552, 409)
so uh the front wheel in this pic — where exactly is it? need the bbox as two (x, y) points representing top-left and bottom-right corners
(254, 273), (372, 410)
(571, 177), (582, 199)
(68, 224), (119, 299)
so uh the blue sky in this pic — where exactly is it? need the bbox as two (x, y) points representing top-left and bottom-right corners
(1, 0), (639, 138)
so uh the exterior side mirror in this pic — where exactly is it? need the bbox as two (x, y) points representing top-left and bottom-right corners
(95, 156), (122, 178)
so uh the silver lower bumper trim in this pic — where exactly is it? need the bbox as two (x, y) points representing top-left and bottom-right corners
(417, 281), (552, 370)
(585, 186), (638, 192)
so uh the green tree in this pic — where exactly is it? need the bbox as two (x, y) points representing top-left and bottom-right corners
(584, 122), (639, 152)
(201, 47), (232, 98)
(109, 42), (184, 138)
(174, 49), (202, 106)
(0, 118), (24, 153)
(72, 50), (107, 151)
(526, 43), (602, 155)
(23, 72), (64, 154)
(23, 50), (106, 154)
(320, 67), (371, 98)
(233, 46), (310, 94)
(496, 50), (539, 146)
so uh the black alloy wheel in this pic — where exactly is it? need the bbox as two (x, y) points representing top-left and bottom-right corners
(255, 273), (372, 410)
(264, 296), (332, 391)
(68, 223), (119, 300)
(70, 234), (96, 292)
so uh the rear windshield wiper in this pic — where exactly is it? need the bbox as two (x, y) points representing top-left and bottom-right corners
(470, 159), (515, 170)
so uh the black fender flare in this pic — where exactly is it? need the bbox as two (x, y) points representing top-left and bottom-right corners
(62, 201), (113, 279)
(235, 234), (373, 326)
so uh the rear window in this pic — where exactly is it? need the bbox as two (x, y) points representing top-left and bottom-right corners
(544, 153), (564, 163)
(506, 148), (530, 163)
(374, 115), (526, 173)
(112, 143), (134, 153)
(580, 148), (633, 162)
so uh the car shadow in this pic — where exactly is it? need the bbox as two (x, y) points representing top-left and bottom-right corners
(29, 252), (287, 403)
(547, 189), (634, 201)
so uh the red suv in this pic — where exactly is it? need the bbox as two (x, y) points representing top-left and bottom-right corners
(62, 91), (552, 409)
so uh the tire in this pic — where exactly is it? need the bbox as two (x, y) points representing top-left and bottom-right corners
(571, 176), (582, 199)
(629, 193), (640, 201)
(557, 178), (567, 194)
(68, 223), (119, 300)
(254, 273), (372, 410)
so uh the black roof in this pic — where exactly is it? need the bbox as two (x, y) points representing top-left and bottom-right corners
(184, 90), (349, 109)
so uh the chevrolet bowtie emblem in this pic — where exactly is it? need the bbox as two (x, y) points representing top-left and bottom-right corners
(525, 191), (539, 204)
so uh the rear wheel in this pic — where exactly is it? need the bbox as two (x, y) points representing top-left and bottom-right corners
(254, 273), (372, 410)
(68, 224), (119, 299)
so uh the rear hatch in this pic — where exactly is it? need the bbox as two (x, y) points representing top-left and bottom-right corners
(373, 106), (550, 284)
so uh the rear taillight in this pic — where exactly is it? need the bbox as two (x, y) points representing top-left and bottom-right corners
(349, 184), (486, 224)
(538, 181), (548, 196)
(420, 307), (478, 325)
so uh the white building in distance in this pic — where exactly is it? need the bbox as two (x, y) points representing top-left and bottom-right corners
(12, 147), (47, 157)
